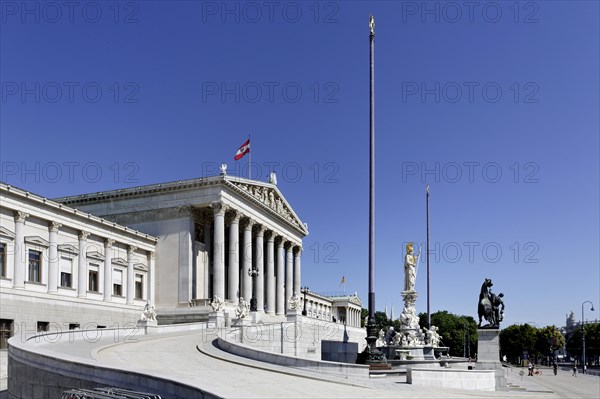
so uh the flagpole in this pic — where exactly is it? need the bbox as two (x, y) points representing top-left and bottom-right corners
(248, 134), (252, 180)
(426, 184), (431, 329)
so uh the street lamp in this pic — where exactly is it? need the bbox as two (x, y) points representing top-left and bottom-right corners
(247, 264), (259, 312)
(581, 300), (595, 374)
(301, 286), (309, 316)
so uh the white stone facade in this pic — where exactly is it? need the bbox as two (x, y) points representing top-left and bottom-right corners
(0, 183), (157, 348)
(57, 176), (308, 322)
(302, 292), (363, 328)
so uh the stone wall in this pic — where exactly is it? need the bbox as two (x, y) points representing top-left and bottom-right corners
(7, 329), (220, 399)
(215, 319), (366, 359)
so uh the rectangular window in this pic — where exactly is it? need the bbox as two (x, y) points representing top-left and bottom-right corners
(0, 243), (6, 278)
(28, 250), (41, 283)
(0, 319), (14, 349)
(69, 323), (79, 330)
(59, 257), (72, 288)
(88, 264), (99, 292)
(135, 273), (143, 299)
(113, 269), (123, 296)
(37, 321), (49, 332)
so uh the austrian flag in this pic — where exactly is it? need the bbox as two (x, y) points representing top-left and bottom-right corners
(234, 139), (250, 160)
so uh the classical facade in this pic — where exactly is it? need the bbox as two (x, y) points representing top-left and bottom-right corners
(0, 183), (157, 349)
(303, 291), (363, 328)
(57, 174), (309, 323)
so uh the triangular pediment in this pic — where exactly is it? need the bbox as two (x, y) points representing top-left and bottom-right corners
(225, 178), (308, 235)
(87, 250), (105, 261)
(0, 226), (15, 241)
(25, 236), (49, 248)
(134, 263), (148, 272)
(58, 244), (79, 255)
(112, 257), (128, 266)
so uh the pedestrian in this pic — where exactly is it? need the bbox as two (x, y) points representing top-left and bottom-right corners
(528, 362), (534, 376)
(572, 363), (577, 377)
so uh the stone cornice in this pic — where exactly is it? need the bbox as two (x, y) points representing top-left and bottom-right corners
(0, 226), (15, 241)
(57, 244), (79, 255)
(112, 257), (128, 267)
(224, 179), (308, 236)
(47, 175), (308, 237)
(0, 183), (157, 244)
(24, 235), (50, 248)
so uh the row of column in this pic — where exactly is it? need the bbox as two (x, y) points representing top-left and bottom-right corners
(11, 211), (154, 305)
(211, 201), (302, 315)
(347, 307), (362, 328)
(306, 300), (332, 320)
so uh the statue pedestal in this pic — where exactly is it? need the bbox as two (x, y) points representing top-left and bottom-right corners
(286, 309), (303, 323)
(137, 319), (158, 334)
(477, 329), (508, 391)
(208, 311), (226, 328)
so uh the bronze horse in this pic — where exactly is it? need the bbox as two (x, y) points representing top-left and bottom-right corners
(478, 278), (494, 327)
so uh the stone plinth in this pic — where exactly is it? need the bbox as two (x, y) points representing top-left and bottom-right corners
(208, 311), (226, 328)
(380, 345), (435, 361)
(407, 367), (495, 391)
(137, 319), (158, 334)
(476, 329), (508, 391)
(286, 310), (303, 323)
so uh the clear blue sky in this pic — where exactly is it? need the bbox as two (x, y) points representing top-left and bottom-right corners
(1, 1), (598, 328)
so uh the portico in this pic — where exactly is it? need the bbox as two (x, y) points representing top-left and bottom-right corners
(58, 175), (308, 321)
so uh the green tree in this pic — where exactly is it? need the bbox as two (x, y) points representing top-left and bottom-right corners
(418, 311), (477, 357)
(567, 323), (600, 366)
(535, 326), (565, 365)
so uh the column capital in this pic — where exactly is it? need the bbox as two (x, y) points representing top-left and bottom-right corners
(294, 245), (303, 254)
(276, 236), (286, 248)
(147, 251), (155, 260)
(79, 230), (91, 240)
(265, 230), (275, 242)
(242, 217), (255, 229)
(255, 224), (267, 236)
(210, 201), (228, 216)
(127, 245), (138, 255)
(104, 238), (115, 248)
(227, 210), (242, 224)
(14, 211), (29, 223)
(48, 221), (62, 232)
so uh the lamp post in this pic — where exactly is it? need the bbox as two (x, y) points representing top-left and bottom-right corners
(301, 286), (309, 316)
(463, 321), (467, 358)
(581, 300), (595, 374)
(247, 264), (259, 311)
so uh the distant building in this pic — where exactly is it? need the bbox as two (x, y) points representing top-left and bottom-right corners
(557, 311), (600, 362)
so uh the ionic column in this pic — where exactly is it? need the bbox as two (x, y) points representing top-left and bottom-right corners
(255, 225), (266, 312)
(13, 211), (28, 289)
(147, 251), (155, 304)
(203, 219), (212, 298)
(241, 219), (254, 302)
(126, 245), (137, 304)
(103, 239), (114, 301)
(211, 201), (227, 301)
(228, 211), (241, 303)
(265, 231), (275, 315)
(285, 243), (293, 311)
(77, 231), (90, 298)
(47, 221), (61, 294)
(275, 237), (285, 315)
(293, 246), (302, 296)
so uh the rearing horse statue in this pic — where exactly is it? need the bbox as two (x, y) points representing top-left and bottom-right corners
(478, 278), (494, 327)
